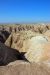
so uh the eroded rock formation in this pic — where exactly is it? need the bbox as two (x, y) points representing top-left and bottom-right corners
(0, 24), (50, 75)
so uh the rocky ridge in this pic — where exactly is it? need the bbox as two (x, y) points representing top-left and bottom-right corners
(0, 24), (50, 75)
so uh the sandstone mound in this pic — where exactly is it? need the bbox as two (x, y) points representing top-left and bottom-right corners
(25, 36), (50, 63)
(0, 60), (50, 75)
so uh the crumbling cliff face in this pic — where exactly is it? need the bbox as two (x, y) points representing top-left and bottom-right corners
(5, 30), (40, 52)
(4, 24), (50, 62)
(4, 24), (50, 47)
(0, 24), (50, 75)
(5, 25), (50, 62)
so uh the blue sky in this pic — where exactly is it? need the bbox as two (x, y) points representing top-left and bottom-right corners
(0, 0), (50, 23)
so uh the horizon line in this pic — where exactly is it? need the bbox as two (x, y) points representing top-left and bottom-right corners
(0, 21), (50, 24)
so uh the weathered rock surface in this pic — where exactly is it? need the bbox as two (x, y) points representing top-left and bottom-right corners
(0, 60), (50, 75)
(0, 24), (50, 33)
(5, 31), (42, 52)
(25, 36), (50, 63)
(5, 28), (50, 63)
(0, 24), (50, 75)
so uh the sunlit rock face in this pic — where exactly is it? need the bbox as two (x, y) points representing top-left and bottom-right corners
(5, 31), (50, 62)
(5, 30), (40, 52)
(5, 31), (50, 63)
(4, 28), (50, 64)
(1, 25), (50, 75)
(25, 36), (50, 63)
